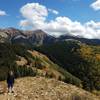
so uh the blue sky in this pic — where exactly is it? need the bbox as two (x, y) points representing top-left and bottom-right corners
(0, 0), (99, 28)
(0, 0), (100, 38)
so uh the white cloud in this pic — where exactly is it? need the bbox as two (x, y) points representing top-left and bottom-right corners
(20, 20), (32, 27)
(0, 10), (7, 16)
(20, 3), (48, 30)
(20, 3), (100, 39)
(20, 3), (48, 21)
(90, 0), (100, 11)
(48, 9), (59, 15)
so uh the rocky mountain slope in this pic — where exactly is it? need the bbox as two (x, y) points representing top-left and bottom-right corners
(0, 28), (100, 45)
(0, 77), (99, 100)
(0, 28), (56, 45)
(59, 35), (100, 45)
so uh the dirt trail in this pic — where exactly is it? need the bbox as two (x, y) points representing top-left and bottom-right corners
(0, 77), (99, 100)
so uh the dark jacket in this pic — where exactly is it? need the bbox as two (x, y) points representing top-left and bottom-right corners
(7, 73), (15, 84)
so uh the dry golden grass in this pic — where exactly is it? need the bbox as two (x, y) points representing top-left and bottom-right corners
(0, 77), (99, 100)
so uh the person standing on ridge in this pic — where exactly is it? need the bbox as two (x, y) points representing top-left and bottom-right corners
(7, 70), (15, 93)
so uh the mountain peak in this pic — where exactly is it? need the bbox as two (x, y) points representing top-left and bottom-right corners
(23, 29), (47, 36)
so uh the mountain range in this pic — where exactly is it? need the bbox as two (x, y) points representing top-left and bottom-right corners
(0, 27), (100, 98)
(0, 27), (100, 45)
(0, 28), (56, 46)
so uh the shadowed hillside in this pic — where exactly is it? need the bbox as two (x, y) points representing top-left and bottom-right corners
(35, 41), (100, 92)
(0, 43), (82, 87)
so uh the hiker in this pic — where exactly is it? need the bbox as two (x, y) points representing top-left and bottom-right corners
(7, 70), (15, 93)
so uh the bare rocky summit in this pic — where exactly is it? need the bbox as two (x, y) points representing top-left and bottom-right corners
(0, 77), (99, 100)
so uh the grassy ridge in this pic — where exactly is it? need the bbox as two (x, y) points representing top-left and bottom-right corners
(0, 43), (82, 87)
